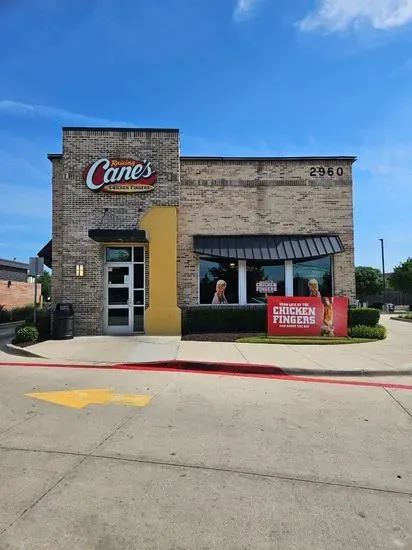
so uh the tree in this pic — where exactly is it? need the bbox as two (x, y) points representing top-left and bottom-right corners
(355, 266), (383, 300)
(390, 258), (412, 294)
(38, 271), (51, 301)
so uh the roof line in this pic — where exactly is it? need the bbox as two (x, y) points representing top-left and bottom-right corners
(193, 233), (341, 238)
(0, 258), (29, 269)
(62, 127), (179, 133)
(181, 156), (357, 162)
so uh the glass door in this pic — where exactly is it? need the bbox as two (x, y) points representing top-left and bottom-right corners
(104, 263), (133, 335)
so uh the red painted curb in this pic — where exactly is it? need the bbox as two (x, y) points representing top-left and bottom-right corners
(119, 360), (286, 376)
(1, 360), (412, 391)
(0, 359), (285, 375)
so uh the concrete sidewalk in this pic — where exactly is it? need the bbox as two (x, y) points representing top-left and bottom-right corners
(2, 317), (411, 377)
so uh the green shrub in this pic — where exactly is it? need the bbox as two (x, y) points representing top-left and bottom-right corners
(13, 308), (51, 340)
(14, 325), (39, 344)
(10, 305), (36, 322)
(349, 308), (380, 328)
(0, 306), (12, 323)
(182, 306), (266, 335)
(349, 324), (386, 340)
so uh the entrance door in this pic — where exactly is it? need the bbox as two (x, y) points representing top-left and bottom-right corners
(104, 246), (146, 335)
(104, 263), (133, 335)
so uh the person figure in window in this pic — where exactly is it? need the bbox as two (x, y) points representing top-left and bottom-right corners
(212, 279), (228, 304)
(308, 278), (321, 298)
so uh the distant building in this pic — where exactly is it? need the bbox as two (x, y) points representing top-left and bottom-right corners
(0, 258), (29, 282)
(0, 258), (41, 310)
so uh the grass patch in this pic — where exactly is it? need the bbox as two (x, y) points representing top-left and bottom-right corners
(399, 314), (412, 320)
(236, 336), (376, 345)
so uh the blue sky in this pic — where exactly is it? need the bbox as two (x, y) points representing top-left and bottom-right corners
(0, 0), (411, 271)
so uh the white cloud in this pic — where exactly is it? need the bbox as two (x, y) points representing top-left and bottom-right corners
(0, 100), (136, 127)
(299, 0), (412, 32)
(234, 0), (259, 20)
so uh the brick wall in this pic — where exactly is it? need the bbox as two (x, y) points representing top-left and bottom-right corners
(51, 128), (180, 335)
(178, 158), (356, 306)
(0, 281), (41, 310)
(52, 157), (63, 304)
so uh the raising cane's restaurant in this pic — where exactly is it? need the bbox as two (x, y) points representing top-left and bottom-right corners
(38, 127), (356, 337)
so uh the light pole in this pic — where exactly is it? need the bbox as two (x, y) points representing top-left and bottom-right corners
(378, 238), (386, 290)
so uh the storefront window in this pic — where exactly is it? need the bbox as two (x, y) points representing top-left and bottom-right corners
(199, 258), (238, 304)
(293, 257), (332, 297)
(247, 262), (285, 303)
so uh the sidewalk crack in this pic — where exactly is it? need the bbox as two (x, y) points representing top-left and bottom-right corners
(0, 452), (87, 535)
(384, 388), (412, 420)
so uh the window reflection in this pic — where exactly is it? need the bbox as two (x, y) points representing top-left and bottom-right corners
(134, 307), (144, 332)
(134, 264), (144, 289)
(133, 247), (144, 263)
(293, 257), (332, 297)
(108, 309), (129, 326)
(108, 267), (129, 285)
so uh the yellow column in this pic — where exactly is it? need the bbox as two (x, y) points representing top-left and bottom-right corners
(140, 206), (181, 336)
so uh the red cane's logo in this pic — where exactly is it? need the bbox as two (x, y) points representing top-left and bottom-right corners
(82, 158), (157, 193)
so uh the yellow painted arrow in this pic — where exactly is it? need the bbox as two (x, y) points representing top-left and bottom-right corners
(25, 388), (153, 410)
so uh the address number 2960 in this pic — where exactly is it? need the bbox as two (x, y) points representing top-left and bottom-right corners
(310, 167), (344, 177)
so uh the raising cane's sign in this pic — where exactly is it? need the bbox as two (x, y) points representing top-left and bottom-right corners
(82, 158), (158, 194)
(267, 296), (348, 337)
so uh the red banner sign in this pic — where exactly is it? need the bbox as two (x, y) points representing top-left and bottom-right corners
(83, 158), (157, 194)
(267, 297), (348, 337)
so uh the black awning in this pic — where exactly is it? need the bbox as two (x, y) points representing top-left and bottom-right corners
(193, 234), (344, 261)
(38, 239), (53, 269)
(88, 229), (148, 243)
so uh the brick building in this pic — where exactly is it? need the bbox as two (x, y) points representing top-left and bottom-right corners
(0, 258), (41, 309)
(0, 258), (29, 282)
(39, 127), (356, 336)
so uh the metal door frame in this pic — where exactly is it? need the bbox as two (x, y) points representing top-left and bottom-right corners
(104, 262), (133, 335)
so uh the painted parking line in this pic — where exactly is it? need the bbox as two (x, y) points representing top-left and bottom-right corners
(1, 360), (412, 391)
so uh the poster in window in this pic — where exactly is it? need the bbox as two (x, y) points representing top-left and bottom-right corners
(212, 280), (228, 304)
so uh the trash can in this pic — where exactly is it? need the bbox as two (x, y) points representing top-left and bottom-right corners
(52, 303), (74, 340)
